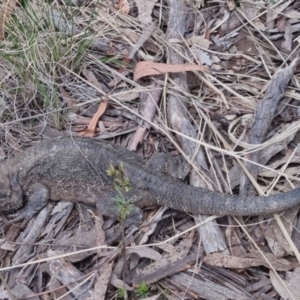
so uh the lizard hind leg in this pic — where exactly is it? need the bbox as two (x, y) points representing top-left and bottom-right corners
(7, 182), (50, 225)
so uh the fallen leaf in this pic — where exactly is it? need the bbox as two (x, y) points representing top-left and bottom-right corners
(79, 99), (108, 137)
(203, 252), (299, 271)
(270, 270), (299, 300)
(79, 69), (109, 136)
(282, 19), (292, 51)
(126, 246), (162, 260)
(285, 9), (300, 20)
(93, 262), (113, 300)
(113, 89), (140, 102)
(139, 231), (194, 277)
(262, 209), (298, 257)
(134, 61), (208, 81)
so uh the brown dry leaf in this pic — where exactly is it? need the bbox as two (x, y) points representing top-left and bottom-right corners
(282, 19), (292, 51)
(0, 0), (18, 40)
(264, 147), (300, 172)
(172, 271), (249, 300)
(286, 267), (300, 297)
(138, 207), (168, 244)
(113, 90), (140, 102)
(93, 261), (113, 300)
(134, 61), (208, 81)
(225, 227), (247, 258)
(120, 26), (158, 55)
(115, 0), (130, 14)
(203, 252), (299, 271)
(135, 0), (157, 25)
(285, 9), (300, 19)
(54, 228), (98, 262)
(80, 67), (109, 136)
(263, 209), (298, 257)
(129, 81), (162, 150)
(79, 99), (108, 137)
(139, 230), (194, 277)
(261, 166), (299, 178)
(269, 269), (299, 300)
(126, 246), (162, 260)
(47, 249), (92, 298)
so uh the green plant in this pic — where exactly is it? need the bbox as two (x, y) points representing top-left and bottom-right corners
(116, 287), (125, 299)
(112, 186), (134, 222)
(107, 163), (133, 221)
(0, 1), (92, 130)
(107, 162), (131, 192)
(135, 281), (150, 299)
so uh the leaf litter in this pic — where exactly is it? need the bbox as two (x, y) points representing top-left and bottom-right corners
(0, 0), (300, 299)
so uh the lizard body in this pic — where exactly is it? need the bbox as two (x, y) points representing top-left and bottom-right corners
(0, 137), (299, 223)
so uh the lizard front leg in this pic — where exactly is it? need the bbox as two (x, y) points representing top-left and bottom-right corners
(0, 173), (24, 213)
(6, 181), (50, 224)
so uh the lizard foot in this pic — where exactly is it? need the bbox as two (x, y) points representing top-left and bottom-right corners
(5, 182), (50, 227)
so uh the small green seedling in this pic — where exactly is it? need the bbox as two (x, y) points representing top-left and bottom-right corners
(107, 163), (133, 221)
(135, 281), (150, 299)
(112, 185), (134, 222)
(116, 287), (125, 299)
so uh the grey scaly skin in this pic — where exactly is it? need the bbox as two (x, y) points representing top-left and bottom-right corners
(0, 137), (299, 225)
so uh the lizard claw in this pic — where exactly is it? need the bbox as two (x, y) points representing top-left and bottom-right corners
(6, 210), (31, 225)
(3, 182), (50, 229)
